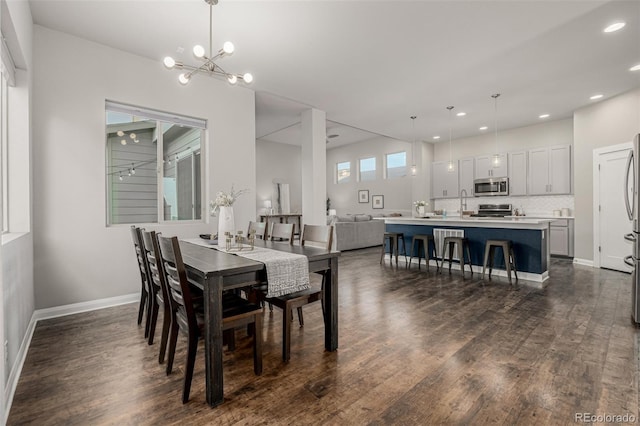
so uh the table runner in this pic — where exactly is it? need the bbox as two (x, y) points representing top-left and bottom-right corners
(182, 239), (310, 297)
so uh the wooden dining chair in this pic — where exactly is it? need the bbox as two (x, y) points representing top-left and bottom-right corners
(140, 230), (173, 363)
(157, 235), (263, 403)
(248, 221), (267, 240)
(259, 224), (333, 362)
(130, 226), (152, 339)
(269, 222), (294, 244)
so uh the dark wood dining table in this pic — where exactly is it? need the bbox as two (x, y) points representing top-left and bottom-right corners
(178, 238), (340, 407)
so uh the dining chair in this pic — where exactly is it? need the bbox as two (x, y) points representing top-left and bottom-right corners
(157, 235), (263, 403)
(130, 226), (152, 339)
(258, 224), (333, 362)
(140, 230), (172, 363)
(248, 221), (267, 240)
(269, 222), (294, 244)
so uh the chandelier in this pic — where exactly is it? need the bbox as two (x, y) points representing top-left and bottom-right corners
(163, 0), (253, 86)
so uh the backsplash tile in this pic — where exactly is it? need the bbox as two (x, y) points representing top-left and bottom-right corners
(434, 195), (575, 217)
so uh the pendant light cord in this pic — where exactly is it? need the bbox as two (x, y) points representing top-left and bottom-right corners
(492, 93), (500, 157)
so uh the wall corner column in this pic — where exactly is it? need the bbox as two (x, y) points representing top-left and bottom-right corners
(301, 108), (326, 226)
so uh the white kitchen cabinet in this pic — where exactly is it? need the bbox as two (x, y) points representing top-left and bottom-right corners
(459, 157), (475, 196)
(549, 218), (574, 257)
(432, 161), (459, 199)
(528, 145), (571, 195)
(475, 154), (507, 178)
(508, 151), (527, 196)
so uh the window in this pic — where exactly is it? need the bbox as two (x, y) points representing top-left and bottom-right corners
(385, 151), (407, 179)
(336, 161), (351, 184)
(359, 157), (376, 181)
(105, 101), (206, 225)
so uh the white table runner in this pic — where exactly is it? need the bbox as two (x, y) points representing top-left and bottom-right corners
(183, 238), (310, 297)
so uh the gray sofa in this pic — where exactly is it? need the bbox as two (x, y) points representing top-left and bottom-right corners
(329, 214), (385, 251)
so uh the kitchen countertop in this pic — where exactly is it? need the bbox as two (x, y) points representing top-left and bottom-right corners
(380, 216), (553, 230)
(505, 215), (574, 220)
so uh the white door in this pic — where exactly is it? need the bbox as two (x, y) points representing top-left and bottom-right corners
(599, 148), (633, 272)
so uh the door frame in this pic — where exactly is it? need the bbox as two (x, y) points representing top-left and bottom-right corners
(593, 141), (633, 268)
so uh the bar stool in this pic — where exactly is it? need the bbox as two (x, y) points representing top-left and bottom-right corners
(409, 234), (439, 271)
(442, 236), (473, 277)
(380, 232), (407, 266)
(482, 239), (518, 284)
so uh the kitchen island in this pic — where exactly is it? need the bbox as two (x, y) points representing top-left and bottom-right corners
(382, 216), (552, 283)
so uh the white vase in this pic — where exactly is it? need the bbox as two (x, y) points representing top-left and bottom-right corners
(217, 206), (235, 240)
(416, 205), (425, 217)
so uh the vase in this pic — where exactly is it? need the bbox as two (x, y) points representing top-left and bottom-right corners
(217, 206), (235, 241)
(416, 205), (425, 217)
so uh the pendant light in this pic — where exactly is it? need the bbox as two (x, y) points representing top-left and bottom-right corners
(410, 115), (417, 176)
(491, 93), (501, 166)
(447, 106), (455, 172)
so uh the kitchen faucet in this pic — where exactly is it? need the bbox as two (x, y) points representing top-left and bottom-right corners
(460, 189), (468, 218)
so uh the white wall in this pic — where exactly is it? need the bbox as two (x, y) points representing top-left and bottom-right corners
(32, 25), (256, 309)
(2, 0), (34, 417)
(326, 136), (417, 216)
(574, 88), (640, 261)
(255, 140), (302, 216)
(433, 118), (573, 160)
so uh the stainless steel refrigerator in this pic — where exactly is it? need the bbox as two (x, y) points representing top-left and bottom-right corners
(624, 134), (640, 324)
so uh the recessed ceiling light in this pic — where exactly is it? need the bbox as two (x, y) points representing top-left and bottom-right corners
(479, 126), (488, 131)
(604, 22), (625, 33)
(590, 94), (603, 100)
(630, 63), (640, 72)
(539, 114), (550, 119)
(433, 136), (441, 140)
(456, 112), (466, 117)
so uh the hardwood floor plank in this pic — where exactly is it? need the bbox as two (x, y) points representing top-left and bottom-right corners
(7, 249), (640, 425)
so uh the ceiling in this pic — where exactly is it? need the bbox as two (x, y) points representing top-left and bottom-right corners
(29, 0), (640, 147)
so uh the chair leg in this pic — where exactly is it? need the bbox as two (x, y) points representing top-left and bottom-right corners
(511, 247), (519, 282)
(224, 329), (236, 352)
(409, 239), (417, 268)
(138, 289), (147, 325)
(253, 315), (263, 375)
(158, 304), (171, 364)
(148, 297), (159, 345)
(166, 317), (179, 375)
(297, 307), (304, 326)
(144, 286), (153, 339)
(466, 243), (473, 276)
(380, 238), (386, 264)
(457, 243), (464, 277)
(182, 331), (198, 404)
(482, 244), (490, 279)
(488, 247), (495, 279)
(393, 236), (398, 266)
(504, 247), (512, 284)
(448, 242), (454, 274)
(282, 302), (292, 362)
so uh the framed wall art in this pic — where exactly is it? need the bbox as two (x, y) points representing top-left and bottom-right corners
(372, 195), (384, 209)
(358, 190), (369, 203)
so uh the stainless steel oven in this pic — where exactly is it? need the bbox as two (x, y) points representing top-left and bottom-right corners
(474, 177), (509, 196)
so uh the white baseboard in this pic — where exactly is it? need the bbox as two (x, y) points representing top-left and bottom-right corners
(385, 255), (548, 286)
(4, 293), (138, 423)
(573, 258), (594, 267)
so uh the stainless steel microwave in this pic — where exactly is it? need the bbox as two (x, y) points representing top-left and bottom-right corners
(474, 177), (509, 196)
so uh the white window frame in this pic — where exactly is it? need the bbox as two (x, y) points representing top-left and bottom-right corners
(336, 161), (351, 184)
(385, 151), (407, 179)
(358, 156), (376, 182)
(105, 101), (207, 226)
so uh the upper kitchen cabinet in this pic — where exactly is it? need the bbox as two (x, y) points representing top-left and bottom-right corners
(508, 151), (527, 196)
(475, 154), (507, 178)
(459, 157), (474, 195)
(432, 160), (459, 199)
(528, 145), (571, 195)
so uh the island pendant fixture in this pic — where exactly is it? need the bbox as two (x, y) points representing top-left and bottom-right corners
(491, 93), (501, 166)
(447, 106), (455, 172)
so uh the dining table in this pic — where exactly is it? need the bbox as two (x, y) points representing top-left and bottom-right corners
(178, 238), (340, 407)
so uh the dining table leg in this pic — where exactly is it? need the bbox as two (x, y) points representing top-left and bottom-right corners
(324, 257), (339, 351)
(204, 275), (224, 407)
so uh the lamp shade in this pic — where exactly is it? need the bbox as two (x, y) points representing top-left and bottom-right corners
(328, 209), (337, 216)
(264, 200), (272, 208)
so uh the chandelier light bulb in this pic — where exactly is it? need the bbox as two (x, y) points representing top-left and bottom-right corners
(493, 154), (500, 166)
(243, 73), (253, 83)
(228, 75), (238, 84)
(118, 173), (123, 181)
(129, 133), (136, 139)
(193, 45), (206, 58)
(178, 73), (190, 85)
(134, 139), (139, 143)
(447, 161), (454, 172)
(411, 165), (417, 176)
(120, 139), (127, 145)
(163, 56), (176, 69)
(223, 41), (235, 54)
(117, 130), (124, 137)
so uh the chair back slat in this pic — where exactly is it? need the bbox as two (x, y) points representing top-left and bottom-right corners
(130, 226), (151, 292)
(270, 223), (294, 244)
(141, 230), (172, 308)
(248, 221), (267, 240)
(301, 225), (333, 250)
(157, 236), (198, 334)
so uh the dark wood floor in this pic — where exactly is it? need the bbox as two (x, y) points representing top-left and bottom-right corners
(8, 248), (640, 425)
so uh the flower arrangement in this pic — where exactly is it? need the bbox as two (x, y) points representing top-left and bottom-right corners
(209, 185), (249, 216)
(413, 200), (428, 207)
